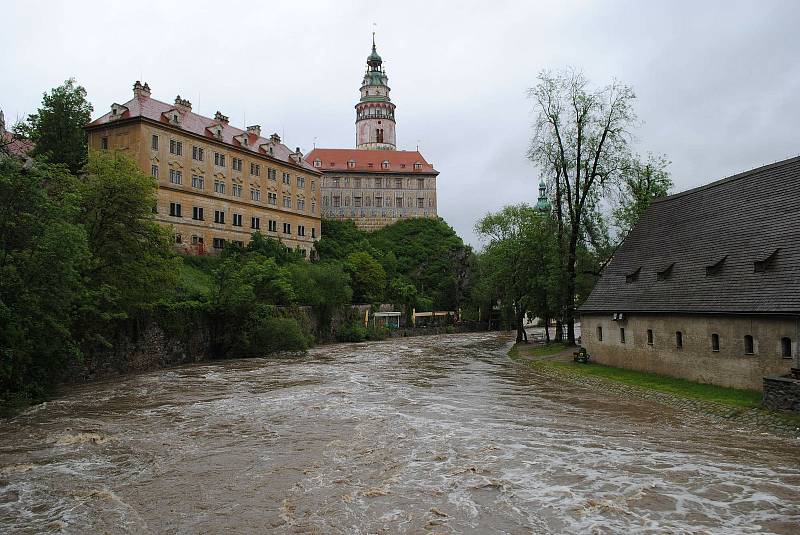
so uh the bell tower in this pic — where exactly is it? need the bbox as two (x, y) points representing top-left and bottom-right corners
(355, 34), (396, 150)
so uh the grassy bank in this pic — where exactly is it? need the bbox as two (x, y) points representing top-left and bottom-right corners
(508, 343), (800, 434)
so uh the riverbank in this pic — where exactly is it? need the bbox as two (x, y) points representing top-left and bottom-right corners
(509, 342), (800, 438)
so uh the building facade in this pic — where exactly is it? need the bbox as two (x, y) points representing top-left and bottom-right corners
(306, 36), (439, 231)
(86, 82), (321, 256)
(579, 157), (800, 391)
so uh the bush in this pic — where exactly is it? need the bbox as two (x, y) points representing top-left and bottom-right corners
(246, 316), (311, 356)
(366, 325), (390, 341)
(336, 322), (368, 342)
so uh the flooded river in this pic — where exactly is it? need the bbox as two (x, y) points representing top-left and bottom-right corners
(1, 332), (799, 533)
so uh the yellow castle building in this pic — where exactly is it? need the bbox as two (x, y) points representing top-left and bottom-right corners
(86, 81), (321, 256)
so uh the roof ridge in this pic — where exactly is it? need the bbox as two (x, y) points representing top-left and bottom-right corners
(652, 155), (800, 204)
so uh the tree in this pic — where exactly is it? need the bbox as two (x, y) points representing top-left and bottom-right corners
(613, 153), (672, 236)
(346, 251), (386, 304)
(289, 261), (353, 337)
(76, 151), (179, 346)
(528, 69), (637, 344)
(14, 79), (93, 174)
(0, 156), (89, 401)
(475, 204), (559, 343)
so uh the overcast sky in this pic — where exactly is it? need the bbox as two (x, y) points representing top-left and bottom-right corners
(3, 0), (799, 247)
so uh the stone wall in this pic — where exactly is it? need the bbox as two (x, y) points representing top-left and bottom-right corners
(580, 313), (797, 391)
(763, 375), (800, 412)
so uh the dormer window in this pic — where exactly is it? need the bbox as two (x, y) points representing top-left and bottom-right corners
(381, 160), (390, 169)
(347, 160), (355, 169)
(754, 248), (779, 272)
(208, 124), (223, 140)
(313, 158), (321, 168)
(657, 262), (674, 281)
(413, 162), (422, 170)
(706, 255), (726, 276)
(625, 267), (641, 284)
(110, 103), (128, 121)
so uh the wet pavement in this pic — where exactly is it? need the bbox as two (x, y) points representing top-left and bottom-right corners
(1, 332), (799, 533)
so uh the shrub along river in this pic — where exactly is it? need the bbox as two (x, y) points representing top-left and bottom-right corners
(1, 332), (798, 533)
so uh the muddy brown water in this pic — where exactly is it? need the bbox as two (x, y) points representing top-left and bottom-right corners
(1, 332), (799, 534)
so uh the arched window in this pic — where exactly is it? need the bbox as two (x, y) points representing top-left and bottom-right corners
(744, 335), (754, 355)
(711, 333), (720, 352)
(781, 337), (792, 359)
(597, 326), (603, 341)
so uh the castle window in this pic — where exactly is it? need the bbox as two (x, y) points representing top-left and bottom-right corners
(381, 160), (389, 169)
(711, 333), (720, 352)
(282, 172), (291, 185)
(151, 164), (159, 178)
(311, 227), (316, 239)
(169, 202), (181, 217)
(101, 137), (108, 150)
(251, 217), (260, 229)
(214, 210), (225, 224)
(597, 326), (603, 341)
(647, 329), (653, 346)
(298, 225), (305, 237)
(232, 184), (242, 197)
(250, 163), (260, 176)
(232, 157), (243, 172)
(192, 206), (204, 221)
(375, 196), (383, 208)
(395, 178), (402, 189)
(283, 223), (291, 234)
(376, 129), (384, 143)
(744, 335), (754, 355)
(298, 200), (305, 211)
(191, 175), (204, 189)
(212, 238), (225, 249)
(297, 176), (305, 188)
(169, 170), (182, 185)
(252, 189), (262, 201)
(267, 168), (277, 180)
(347, 160), (355, 169)
(192, 235), (203, 245)
(414, 163), (422, 170)
(175, 234), (182, 244)
(213, 180), (225, 194)
(170, 140), (182, 156)
(151, 135), (159, 150)
(192, 146), (204, 161)
(313, 158), (321, 168)
(781, 337), (792, 359)
(268, 219), (277, 232)
(619, 328), (626, 344)
(311, 202), (316, 214)
(283, 196), (291, 208)
(232, 213), (242, 227)
(396, 196), (403, 207)
(676, 331), (683, 349)
(375, 178), (382, 188)
(417, 178), (425, 189)
(417, 197), (425, 208)
(333, 195), (341, 207)
(214, 152), (225, 167)
(354, 196), (362, 207)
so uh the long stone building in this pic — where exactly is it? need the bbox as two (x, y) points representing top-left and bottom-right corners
(306, 36), (439, 231)
(579, 156), (800, 390)
(86, 82), (321, 256)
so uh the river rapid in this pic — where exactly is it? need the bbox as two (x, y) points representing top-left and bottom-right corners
(1, 332), (799, 534)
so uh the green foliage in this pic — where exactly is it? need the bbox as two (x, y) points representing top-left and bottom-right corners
(244, 316), (311, 356)
(366, 324), (390, 340)
(288, 261), (352, 336)
(317, 218), (471, 311)
(0, 156), (88, 401)
(76, 152), (179, 348)
(336, 321), (368, 342)
(14, 78), (93, 174)
(613, 153), (673, 236)
(245, 232), (305, 265)
(346, 251), (386, 303)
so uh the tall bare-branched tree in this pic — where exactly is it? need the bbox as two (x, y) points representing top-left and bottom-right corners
(528, 69), (637, 345)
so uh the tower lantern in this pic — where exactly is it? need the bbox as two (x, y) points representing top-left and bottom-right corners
(355, 34), (396, 150)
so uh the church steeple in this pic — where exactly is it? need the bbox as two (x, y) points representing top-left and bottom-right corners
(355, 34), (396, 150)
(535, 179), (552, 212)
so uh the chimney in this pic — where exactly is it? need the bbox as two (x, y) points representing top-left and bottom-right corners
(270, 133), (281, 144)
(214, 111), (229, 124)
(247, 125), (261, 137)
(174, 95), (192, 113)
(133, 80), (151, 99)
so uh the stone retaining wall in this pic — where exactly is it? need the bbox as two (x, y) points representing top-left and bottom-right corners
(763, 375), (800, 412)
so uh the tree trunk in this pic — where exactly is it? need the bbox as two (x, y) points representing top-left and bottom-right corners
(565, 218), (580, 346)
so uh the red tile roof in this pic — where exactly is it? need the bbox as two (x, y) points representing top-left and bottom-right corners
(1, 130), (34, 157)
(87, 93), (318, 173)
(306, 148), (438, 175)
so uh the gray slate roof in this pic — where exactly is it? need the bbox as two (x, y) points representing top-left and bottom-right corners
(579, 156), (800, 315)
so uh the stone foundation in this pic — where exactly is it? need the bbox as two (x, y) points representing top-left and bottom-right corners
(763, 374), (800, 412)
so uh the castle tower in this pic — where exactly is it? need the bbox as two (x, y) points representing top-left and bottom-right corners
(355, 34), (396, 150)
